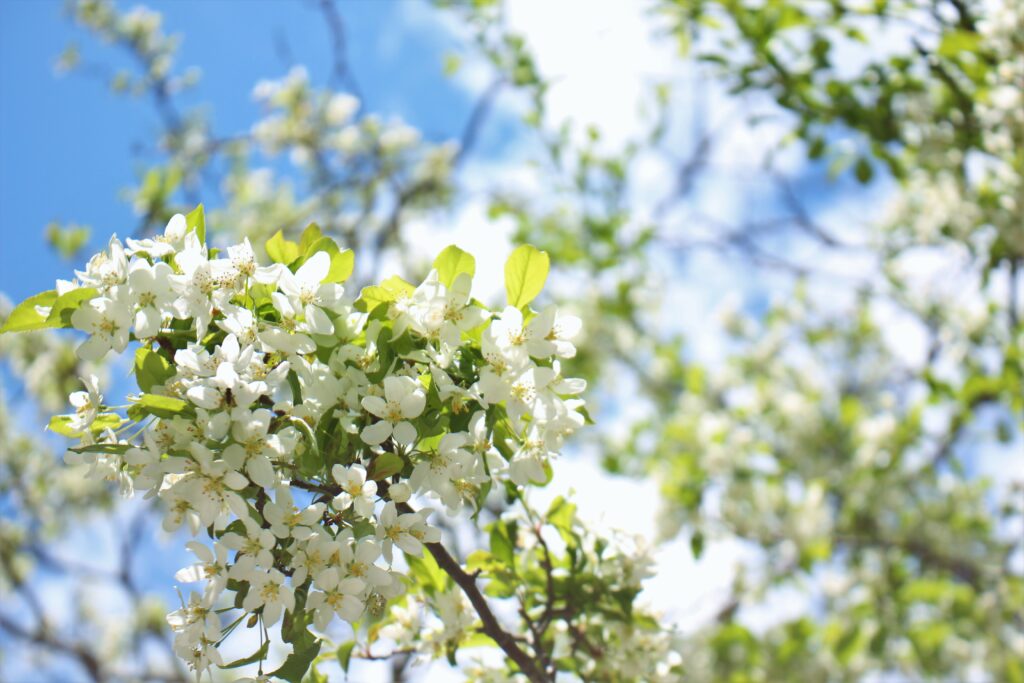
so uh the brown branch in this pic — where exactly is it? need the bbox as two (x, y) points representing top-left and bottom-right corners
(0, 611), (103, 683)
(1009, 258), (1020, 333)
(292, 478), (548, 677)
(945, 0), (977, 32)
(397, 502), (550, 682)
(770, 170), (859, 250)
(371, 74), (504, 257)
(534, 526), (558, 640)
(317, 0), (364, 103)
(841, 518), (986, 589)
(453, 78), (505, 167)
(290, 478), (340, 497)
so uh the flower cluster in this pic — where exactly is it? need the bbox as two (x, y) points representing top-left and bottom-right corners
(4, 211), (585, 679)
(251, 66), (457, 187)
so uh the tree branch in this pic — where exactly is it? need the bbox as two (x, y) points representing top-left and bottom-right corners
(317, 0), (364, 102)
(397, 502), (550, 682)
(453, 77), (505, 167)
(0, 611), (103, 683)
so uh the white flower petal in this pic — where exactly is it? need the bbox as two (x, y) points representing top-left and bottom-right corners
(392, 421), (417, 446)
(297, 251), (330, 285)
(399, 391), (425, 419)
(361, 420), (392, 445)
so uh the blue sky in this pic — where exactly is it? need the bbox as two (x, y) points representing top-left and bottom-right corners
(0, 0), (516, 303)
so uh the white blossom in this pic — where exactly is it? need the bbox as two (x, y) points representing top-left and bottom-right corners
(331, 463), (377, 517)
(360, 375), (426, 446)
(70, 293), (132, 360)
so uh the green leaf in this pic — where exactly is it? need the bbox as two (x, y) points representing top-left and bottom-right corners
(47, 287), (99, 328)
(1008, 656), (1024, 683)
(937, 29), (981, 58)
(220, 641), (269, 669)
(466, 549), (498, 573)
(504, 244), (549, 308)
(405, 552), (447, 595)
(336, 641), (356, 673)
(48, 413), (122, 438)
(489, 520), (516, 567)
(442, 52), (462, 77)
(433, 244), (476, 288)
(130, 394), (190, 419)
(546, 496), (577, 547)
(185, 204), (206, 245)
(546, 496), (575, 531)
(69, 443), (131, 455)
(483, 575), (516, 598)
(46, 222), (91, 259)
(356, 276), (416, 314)
(460, 632), (498, 649)
(1, 290), (58, 333)
(690, 530), (705, 559)
(355, 285), (394, 314)
(854, 157), (873, 184)
(271, 638), (321, 683)
(134, 347), (174, 393)
(272, 602), (322, 683)
(330, 249), (355, 284)
(288, 415), (321, 478)
(266, 230), (301, 265)
(381, 275), (416, 297)
(368, 452), (404, 480)
(48, 416), (76, 437)
(299, 222), (324, 253)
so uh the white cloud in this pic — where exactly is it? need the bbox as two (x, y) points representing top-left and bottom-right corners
(504, 0), (675, 147)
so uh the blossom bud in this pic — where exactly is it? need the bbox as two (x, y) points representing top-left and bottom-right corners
(389, 482), (411, 504)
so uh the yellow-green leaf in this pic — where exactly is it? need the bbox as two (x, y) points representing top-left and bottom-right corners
(433, 244), (476, 288)
(330, 249), (355, 283)
(356, 275), (415, 313)
(369, 452), (404, 480)
(185, 203), (206, 244)
(221, 641), (269, 669)
(131, 394), (190, 419)
(134, 347), (174, 393)
(336, 641), (356, 673)
(405, 552), (447, 595)
(46, 287), (99, 328)
(1, 290), (58, 333)
(266, 230), (300, 265)
(938, 30), (981, 58)
(461, 632), (498, 649)
(355, 285), (394, 314)
(48, 413), (122, 438)
(299, 222), (324, 253)
(504, 244), (549, 308)
(49, 415), (81, 437)
(381, 275), (415, 297)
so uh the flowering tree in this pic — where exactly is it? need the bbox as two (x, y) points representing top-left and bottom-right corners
(1, 0), (1021, 682)
(480, 0), (1024, 678)
(2, 217), (675, 681)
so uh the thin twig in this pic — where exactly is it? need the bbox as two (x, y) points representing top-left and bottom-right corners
(396, 501), (550, 682)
